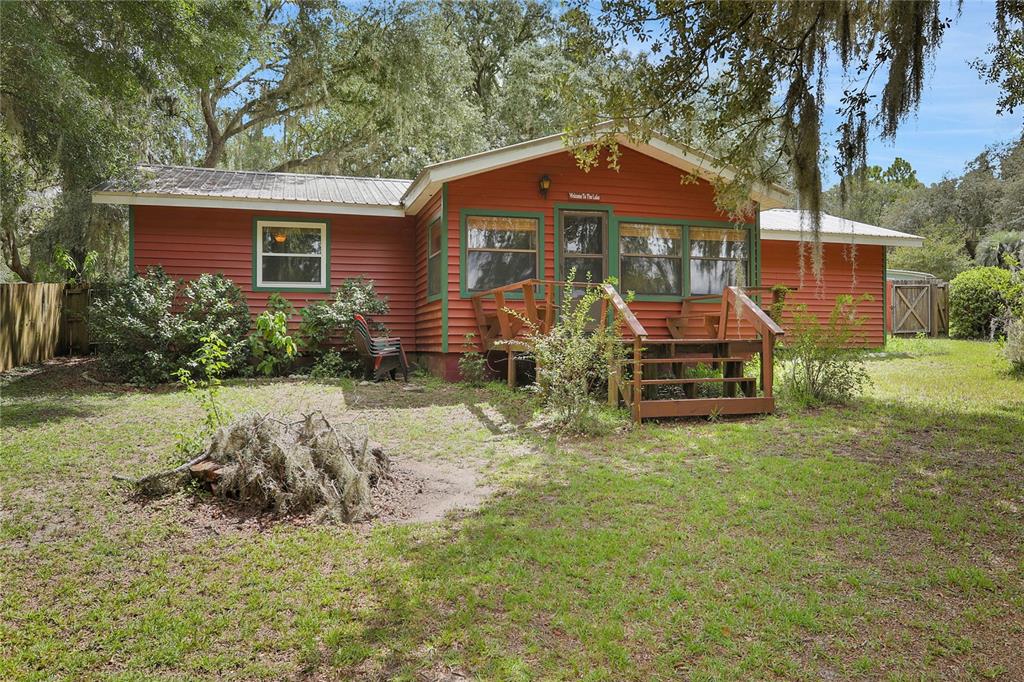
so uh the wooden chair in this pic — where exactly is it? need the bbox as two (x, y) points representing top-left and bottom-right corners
(353, 314), (409, 382)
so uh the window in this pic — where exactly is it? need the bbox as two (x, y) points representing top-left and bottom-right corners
(255, 220), (328, 289)
(465, 214), (539, 291)
(619, 222), (684, 296)
(427, 217), (442, 299)
(689, 227), (748, 295)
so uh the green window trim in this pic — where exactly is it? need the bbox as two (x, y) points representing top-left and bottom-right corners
(251, 216), (332, 293)
(426, 215), (443, 303)
(458, 208), (546, 299)
(127, 205), (135, 276)
(614, 215), (690, 301)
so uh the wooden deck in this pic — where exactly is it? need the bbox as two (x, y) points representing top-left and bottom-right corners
(471, 280), (786, 422)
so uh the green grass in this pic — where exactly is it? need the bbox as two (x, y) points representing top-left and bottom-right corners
(2, 340), (1022, 680)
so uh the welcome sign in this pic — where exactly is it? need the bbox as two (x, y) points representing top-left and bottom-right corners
(567, 191), (601, 201)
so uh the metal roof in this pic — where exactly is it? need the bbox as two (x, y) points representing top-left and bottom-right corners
(760, 208), (923, 248)
(95, 165), (411, 210)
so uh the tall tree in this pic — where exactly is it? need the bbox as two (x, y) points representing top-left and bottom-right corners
(563, 1), (961, 276)
(0, 0), (250, 280)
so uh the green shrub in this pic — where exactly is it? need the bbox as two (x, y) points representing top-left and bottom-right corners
(519, 279), (627, 433)
(181, 273), (251, 375)
(90, 269), (251, 383)
(309, 350), (361, 380)
(778, 295), (871, 407)
(458, 333), (488, 386)
(948, 267), (1017, 339)
(90, 268), (185, 383)
(249, 310), (298, 376)
(297, 277), (389, 352)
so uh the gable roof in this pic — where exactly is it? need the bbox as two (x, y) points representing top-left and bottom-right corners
(92, 129), (792, 216)
(401, 127), (792, 214)
(93, 165), (410, 217)
(760, 209), (923, 248)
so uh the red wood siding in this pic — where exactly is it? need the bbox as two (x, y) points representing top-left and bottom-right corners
(443, 147), (739, 351)
(762, 240), (886, 346)
(413, 192), (444, 353)
(132, 205), (420, 348)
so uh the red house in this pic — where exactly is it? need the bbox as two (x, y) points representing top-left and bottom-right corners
(93, 131), (921, 419)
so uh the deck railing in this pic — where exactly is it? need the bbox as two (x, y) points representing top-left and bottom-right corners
(470, 279), (785, 421)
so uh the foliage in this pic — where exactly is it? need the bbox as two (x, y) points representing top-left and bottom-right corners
(1002, 317), (1024, 377)
(174, 332), (232, 456)
(180, 273), (252, 375)
(972, 0), (1024, 115)
(564, 1), (965, 276)
(823, 158), (924, 226)
(309, 350), (361, 380)
(249, 310), (298, 377)
(90, 268), (250, 383)
(458, 333), (489, 386)
(519, 279), (627, 433)
(296, 277), (389, 351)
(888, 232), (974, 282)
(90, 268), (185, 384)
(50, 245), (98, 285)
(948, 267), (1018, 339)
(769, 284), (791, 323)
(778, 295), (872, 407)
(881, 137), (1024, 265)
(0, 0), (250, 280)
(975, 230), (1024, 267)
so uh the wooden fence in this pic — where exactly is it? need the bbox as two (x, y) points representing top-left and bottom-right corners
(0, 283), (64, 372)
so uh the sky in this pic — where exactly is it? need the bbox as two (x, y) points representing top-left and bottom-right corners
(821, 0), (1023, 185)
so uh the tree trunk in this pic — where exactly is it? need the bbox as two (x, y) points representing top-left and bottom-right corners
(2, 228), (34, 282)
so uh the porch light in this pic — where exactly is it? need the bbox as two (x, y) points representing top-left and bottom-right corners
(273, 231), (287, 244)
(538, 174), (551, 198)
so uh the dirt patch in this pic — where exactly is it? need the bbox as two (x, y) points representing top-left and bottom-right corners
(376, 457), (495, 524)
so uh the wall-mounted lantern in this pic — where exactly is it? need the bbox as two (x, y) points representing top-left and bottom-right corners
(538, 174), (551, 199)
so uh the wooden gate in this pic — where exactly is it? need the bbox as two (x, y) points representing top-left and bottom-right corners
(891, 280), (948, 336)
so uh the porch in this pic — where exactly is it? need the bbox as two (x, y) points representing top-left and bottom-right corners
(470, 279), (786, 422)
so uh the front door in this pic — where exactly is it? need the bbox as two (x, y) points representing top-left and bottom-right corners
(560, 210), (608, 288)
(560, 210), (608, 323)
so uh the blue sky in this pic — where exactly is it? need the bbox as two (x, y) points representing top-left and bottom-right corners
(822, 0), (1022, 185)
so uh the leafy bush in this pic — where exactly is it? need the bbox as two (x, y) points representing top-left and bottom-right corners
(180, 273), (251, 375)
(249, 309), (298, 376)
(778, 294), (871, 407)
(458, 333), (488, 386)
(297, 277), (389, 351)
(309, 350), (361, 380)
(90, 268), (185, 383)
(948, 267), (1017, 339)
(519, 280), (627, 433)
(90, 268), (251, 383)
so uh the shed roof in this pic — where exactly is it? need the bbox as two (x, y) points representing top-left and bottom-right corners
(760, 209), (923, 248)
(93, 165), (411, 217)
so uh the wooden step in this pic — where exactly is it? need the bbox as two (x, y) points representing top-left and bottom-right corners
(637, 396), (774, 419)
(639, 356), (748, 365)
(640, 377), (755, 386)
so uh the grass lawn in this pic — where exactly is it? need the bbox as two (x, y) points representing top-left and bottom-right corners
(2, 339), (1022, 680)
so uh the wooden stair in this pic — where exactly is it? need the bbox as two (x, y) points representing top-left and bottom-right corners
(471, 280), (785, 422)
